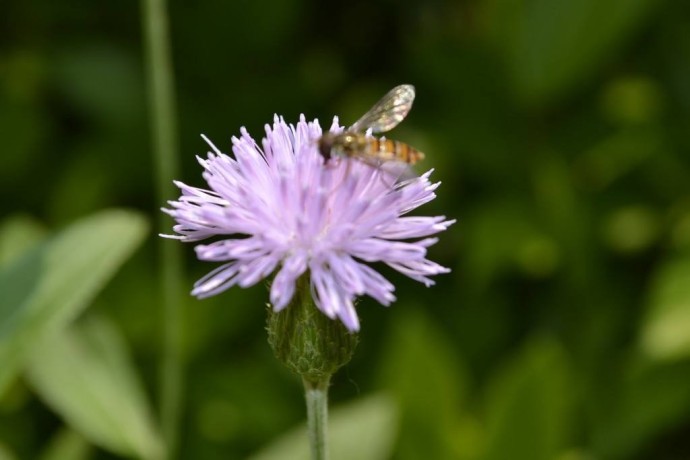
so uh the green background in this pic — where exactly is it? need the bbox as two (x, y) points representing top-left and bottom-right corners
(2, 0), (690, 458)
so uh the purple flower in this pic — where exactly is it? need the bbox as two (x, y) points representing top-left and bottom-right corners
(162, 115), (454, 331)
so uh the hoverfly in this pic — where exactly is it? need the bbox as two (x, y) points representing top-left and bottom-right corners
(318, 84), (424, 183)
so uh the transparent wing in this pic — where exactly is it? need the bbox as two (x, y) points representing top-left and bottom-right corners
(379, 160), (418, 183)
(350, 84), (416, 134)
(353, 155), (418, 184)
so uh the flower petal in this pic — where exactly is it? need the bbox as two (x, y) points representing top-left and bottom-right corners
(164, 115), (452, 331)
(192, 262), (241, 298)
(270, 252), (308, 311)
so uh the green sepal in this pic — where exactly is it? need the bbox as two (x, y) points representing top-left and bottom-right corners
(267, 275), (358, 383)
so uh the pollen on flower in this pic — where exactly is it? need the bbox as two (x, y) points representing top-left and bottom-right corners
(161, 115), (454, 332)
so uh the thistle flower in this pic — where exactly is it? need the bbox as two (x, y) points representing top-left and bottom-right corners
(162, 115), (453, 332)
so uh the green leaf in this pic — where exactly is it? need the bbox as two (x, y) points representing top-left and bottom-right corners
(0, 209), (148, 395)
(376, 308), (470, 459)
(591, 359), (690, 459)
(483, 338), (571, 460)
(463, 200), (561, 290)
(0, 215), (46, 267)
(0, 441), (17, 460)
(640, 254), (690, 361)
(39, 428), (91, 460)
(486, 0), (655, 106)
(53, 45), (145, 126)
(27, 316), (164, 460)
(247, 393), (398, 460)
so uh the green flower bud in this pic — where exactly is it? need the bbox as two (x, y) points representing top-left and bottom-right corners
(267, 275), (358, 383)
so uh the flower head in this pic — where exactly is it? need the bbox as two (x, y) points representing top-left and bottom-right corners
(162, 115), (454, 331)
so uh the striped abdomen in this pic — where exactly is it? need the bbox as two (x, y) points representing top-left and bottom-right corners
(364, 138), (424, 165)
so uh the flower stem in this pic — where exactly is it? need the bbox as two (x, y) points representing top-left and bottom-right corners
(303, 377), (330, 460)
(267, 276), (355, 460)
(141, 0), (184, 457)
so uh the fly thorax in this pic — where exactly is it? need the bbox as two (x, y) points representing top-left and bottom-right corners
(343, 134), (366, 154)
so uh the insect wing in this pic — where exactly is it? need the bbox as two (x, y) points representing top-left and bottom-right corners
(379, 159), (418, 183)
(350, 84), (416, 134)
(354, 154), (418, 184)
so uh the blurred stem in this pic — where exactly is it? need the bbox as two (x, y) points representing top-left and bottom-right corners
(303, 377), (330, 460)
(141, 0), (183, 457)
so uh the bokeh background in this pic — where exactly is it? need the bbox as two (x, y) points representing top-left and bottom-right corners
(2, 0), (690, 459)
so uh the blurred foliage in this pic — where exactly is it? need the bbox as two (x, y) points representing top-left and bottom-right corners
(2, 0), (690, 459)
